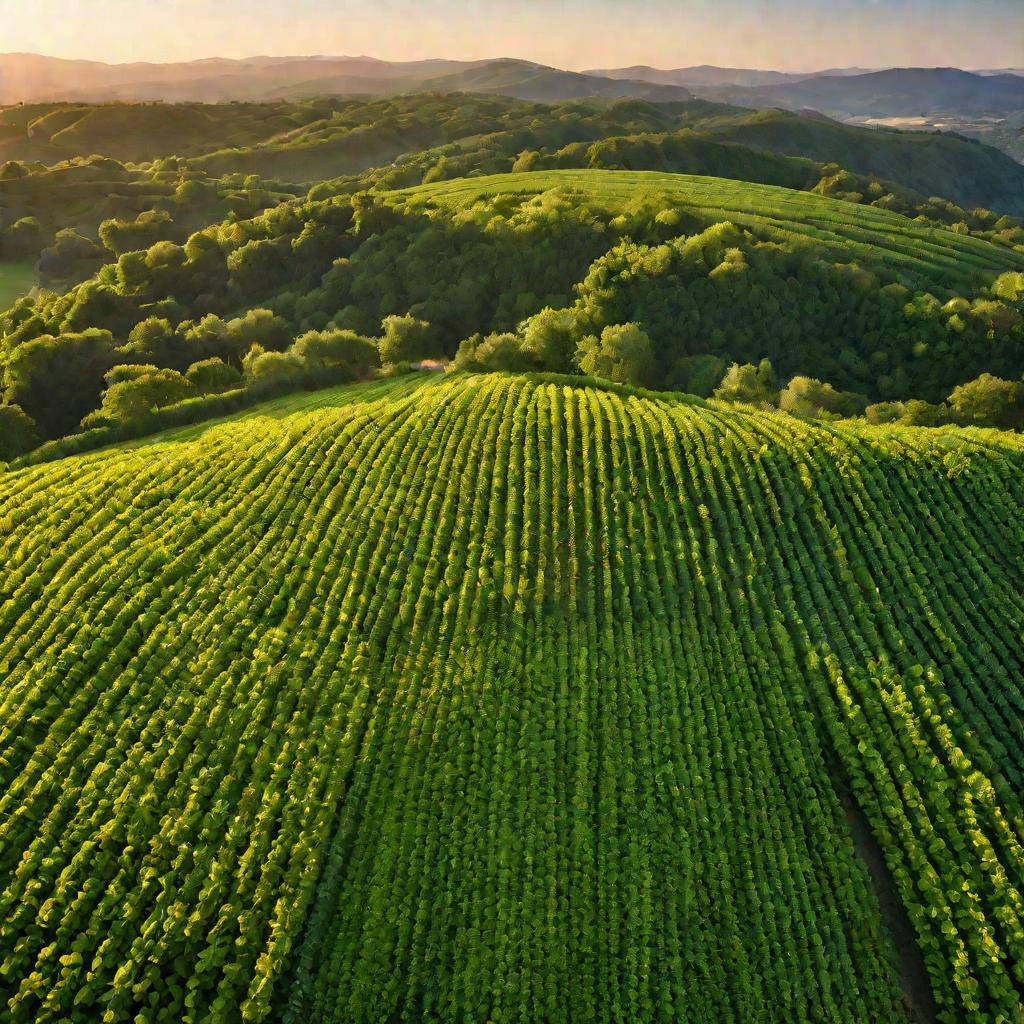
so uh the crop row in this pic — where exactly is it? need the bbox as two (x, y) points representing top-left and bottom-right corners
(0, 373), (1022, 1021)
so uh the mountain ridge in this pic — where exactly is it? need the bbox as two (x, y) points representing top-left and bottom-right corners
(699, 66), (1024, 117)
(5, 54), (1023, 112)
(582, 64), (877, 87)
(0, 53), (691, 104)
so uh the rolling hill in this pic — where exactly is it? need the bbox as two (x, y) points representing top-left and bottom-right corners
(1, 371), (1023, 1023)
(5, 90), (1020, 222)
(699, 108), (1024, 215)
(394, 169), (1024, 288)
(267, 59), (694, 104)
(6, 167), (1024, 443)
(0, 53), (477, 103)
(5, 54), (1022, 122)
(0, 99), (338, 163)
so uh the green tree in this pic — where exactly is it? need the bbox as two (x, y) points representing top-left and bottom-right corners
(865, 401), (906, 425)
(576, 323), (655, 386)
(242, 346), (304, 391)
(106, 364), (162, 385)
(0, 403), (40, 460)
(4, 329), (116, 437)
(1, 217), (42, 259)
(185, 358), (242, 395)
(521, 307), (577, 372)
(379, 315), (435, 364)
(900, 399), (953, 427)
(99, 210), (176, 257)
(93, 368), (193, 426)
(226, 308), (291, 355)
(292, 329), (379, 378)
(779, 376), (868, 419)
(121, 318), (177, 364)
(453, 332), (538, 373)
(36, 229), (106, 284)
(713, 359), (778, 406)
(947, 373), (1024, 429)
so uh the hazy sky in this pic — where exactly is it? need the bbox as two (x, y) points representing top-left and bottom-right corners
(0, 0), (1020, 71)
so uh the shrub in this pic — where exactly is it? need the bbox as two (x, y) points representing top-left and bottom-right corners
(713, 359), (778, 406)
(379, 314), (435, 364)
(105, 363), (162, 385)
(779, 376), (868, 419)
(865, 401), (906, 425)
(520, 307), (577, 372)
(242, 346), (304, 391)
(899, 399), (953, 427)
(92, 368), (194, 426)
(453, 332), (539, 373)
(291, 329), (379, 378)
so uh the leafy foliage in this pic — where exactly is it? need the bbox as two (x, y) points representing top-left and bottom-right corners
(6, 169), (1024, 446)
(778, 375), (868, 419)
(0, 403), (39, 460)
(713, 358), (779, 406)
(88, 366), (194, 425)
(947, 372), (1024, 430)
(576, 322), (656, 384)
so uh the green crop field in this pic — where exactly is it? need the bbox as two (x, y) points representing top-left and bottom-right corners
(393, 170), (1024, 289)
(0, 260), (36, 313)
(1, 372), (1023, 1023)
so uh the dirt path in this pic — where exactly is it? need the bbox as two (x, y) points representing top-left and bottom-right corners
(837, 786), (938, 1024)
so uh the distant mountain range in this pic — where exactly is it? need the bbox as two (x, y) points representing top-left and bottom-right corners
(2, 55), (1022, 135)
(582, 65), (876, 88)
(0, 53), (692, 105)
(700, 67), (1024, 118)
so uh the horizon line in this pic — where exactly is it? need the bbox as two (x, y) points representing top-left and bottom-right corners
(0, 51), (1017, 76)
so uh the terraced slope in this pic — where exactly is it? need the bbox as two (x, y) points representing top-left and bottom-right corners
(1, 373), (1024, 1023)
(394, 169), (1024, 289)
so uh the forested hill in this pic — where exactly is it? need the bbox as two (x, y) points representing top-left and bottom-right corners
(4, 168), (1023, 454)
(1, 372), (1023, 1023)
(719, 67), (1024, 118)
(699, 108), (1024, 217)
(2, 94), (1022, 214)
(2, 94), (1024, 461)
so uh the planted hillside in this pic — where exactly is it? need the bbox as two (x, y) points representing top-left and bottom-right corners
(1, 373), (1024, 1023)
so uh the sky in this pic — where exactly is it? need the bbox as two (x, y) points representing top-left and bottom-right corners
(0, 0), (1020, 71)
